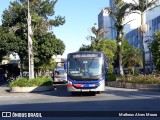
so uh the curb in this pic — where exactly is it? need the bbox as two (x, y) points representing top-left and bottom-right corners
(107, 81), (160, 92)
(10, 86), (54, 93)
(138, 88), (160, 92)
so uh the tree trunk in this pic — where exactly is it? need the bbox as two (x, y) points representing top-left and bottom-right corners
(141, 12), (147, 73)
(117, 30), (124, 76)
(118, 43), (124, 75)
(19, 57), (24, 77)
(132, 67), (135, 75)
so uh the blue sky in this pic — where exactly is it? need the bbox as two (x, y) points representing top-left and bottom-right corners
(0, 0), (109, 58)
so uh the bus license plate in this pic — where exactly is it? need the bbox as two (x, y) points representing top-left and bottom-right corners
(82, 89), (90, 92)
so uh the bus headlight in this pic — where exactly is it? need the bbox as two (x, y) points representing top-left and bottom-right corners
(99, 80), (103, 85)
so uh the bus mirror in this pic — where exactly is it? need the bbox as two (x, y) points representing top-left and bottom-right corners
(64, 63), (67, 71)
(105, 62), (108, 69)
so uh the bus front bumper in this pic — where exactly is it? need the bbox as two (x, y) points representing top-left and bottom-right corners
(67, 81), (105, 92)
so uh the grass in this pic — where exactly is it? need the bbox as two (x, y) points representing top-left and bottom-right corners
(9, 77), (53, 87)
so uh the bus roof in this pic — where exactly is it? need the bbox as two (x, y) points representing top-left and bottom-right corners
(67, 51), (106, 59)
(68, 51), (103, 54)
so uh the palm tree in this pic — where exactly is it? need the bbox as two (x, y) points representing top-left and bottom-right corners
(105, 0), (131, 75)
(128, 0), (159, 73)
(87, 23), (107, 48)
(123, 48), (143, 74)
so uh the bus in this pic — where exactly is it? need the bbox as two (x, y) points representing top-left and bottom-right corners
(65, 51), (108, 95)
(52, 66), (67, 83)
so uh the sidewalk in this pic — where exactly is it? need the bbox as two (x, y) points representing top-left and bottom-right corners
(0, 84), (10, 94)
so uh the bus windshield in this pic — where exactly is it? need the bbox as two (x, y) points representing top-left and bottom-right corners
(67, 58), (102, 77)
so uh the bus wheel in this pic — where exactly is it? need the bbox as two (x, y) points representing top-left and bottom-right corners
(71, 92), (77, 96)
(97, 91), (101, 94)
(91, 92), (96, 96)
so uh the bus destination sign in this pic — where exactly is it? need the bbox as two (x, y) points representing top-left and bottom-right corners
(72, 53), (99, 58)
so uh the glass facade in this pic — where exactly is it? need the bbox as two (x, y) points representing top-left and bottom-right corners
(125, 15), (160, 72)
(98, 0), (160, 73)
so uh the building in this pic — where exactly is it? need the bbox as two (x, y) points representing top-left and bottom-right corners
(52, 55), (66, 66)
(98, 9), (112, 39)
(98, 0), (160, 73)
(98, 2), (117, 40)
(125, 3), (160, 72)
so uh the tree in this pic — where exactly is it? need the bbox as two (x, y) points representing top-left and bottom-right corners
(149, 31), (160, 71)
(113, 40), (133, 69)
(34, 32), (65, 72)
(2, 1), (29, 75)
(35, 59), (57, 77)
(87, 23), (107, 48)
(123, 47), (143, 74)
(0, 27), (10, 63)
(93, 39), (117, 73)
(128, 0), (159, 72)
(1, 0), (65, 75)
(0, 26), (18, 63)
(105, 0), (131, 75)
(79, 44), (92, 51)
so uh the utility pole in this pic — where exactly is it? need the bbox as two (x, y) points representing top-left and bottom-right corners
(28, 0), (34, 79)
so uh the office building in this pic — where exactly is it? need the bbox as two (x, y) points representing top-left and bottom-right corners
(98, 0), (160, 72)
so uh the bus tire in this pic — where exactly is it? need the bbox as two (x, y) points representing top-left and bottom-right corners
(97, 91), (101, 94)
(91, 92), (96, 96)
(71, 92), (77, 96)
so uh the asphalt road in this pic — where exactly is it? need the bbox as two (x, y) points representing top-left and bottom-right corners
(0, 84), (160, 120)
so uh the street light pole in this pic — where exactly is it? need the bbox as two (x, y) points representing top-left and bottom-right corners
(28, 0), (34, 79)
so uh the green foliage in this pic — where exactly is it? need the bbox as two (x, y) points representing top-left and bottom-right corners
(113, 40), (132, 68)
(1, 0), (65, 73)
(93, 39), (117, 63)
(123, 47), (143, 74)
(106, 73), (118, 81)
(79, 44), (92, 51)
(149, 31), (160, 72)
(134, 69), (141, 75)
(34, 32), (65, 60)
(92, 39), (117, 73)
(33, 32), (65, 71)
(105, 1), (131, 75)
(86, 24), (103, 46)
(0, 26), (19, 62)
(129, 0), (158, 13)
(122, 40), (132, 54)
(9, 77), (53, 87)
(116, 74), (160, 84)
(107, 64), (114, 74)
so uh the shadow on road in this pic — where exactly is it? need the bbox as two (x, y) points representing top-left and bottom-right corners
(1, 85), (160, 120)
(0, 83), (97, 97)
(103, 87), (160, 99)
(34, 84), (98, 97)
(30, 84), (160, 99)
(0, 96), (160, 120)
(1, 83), (160, 98)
